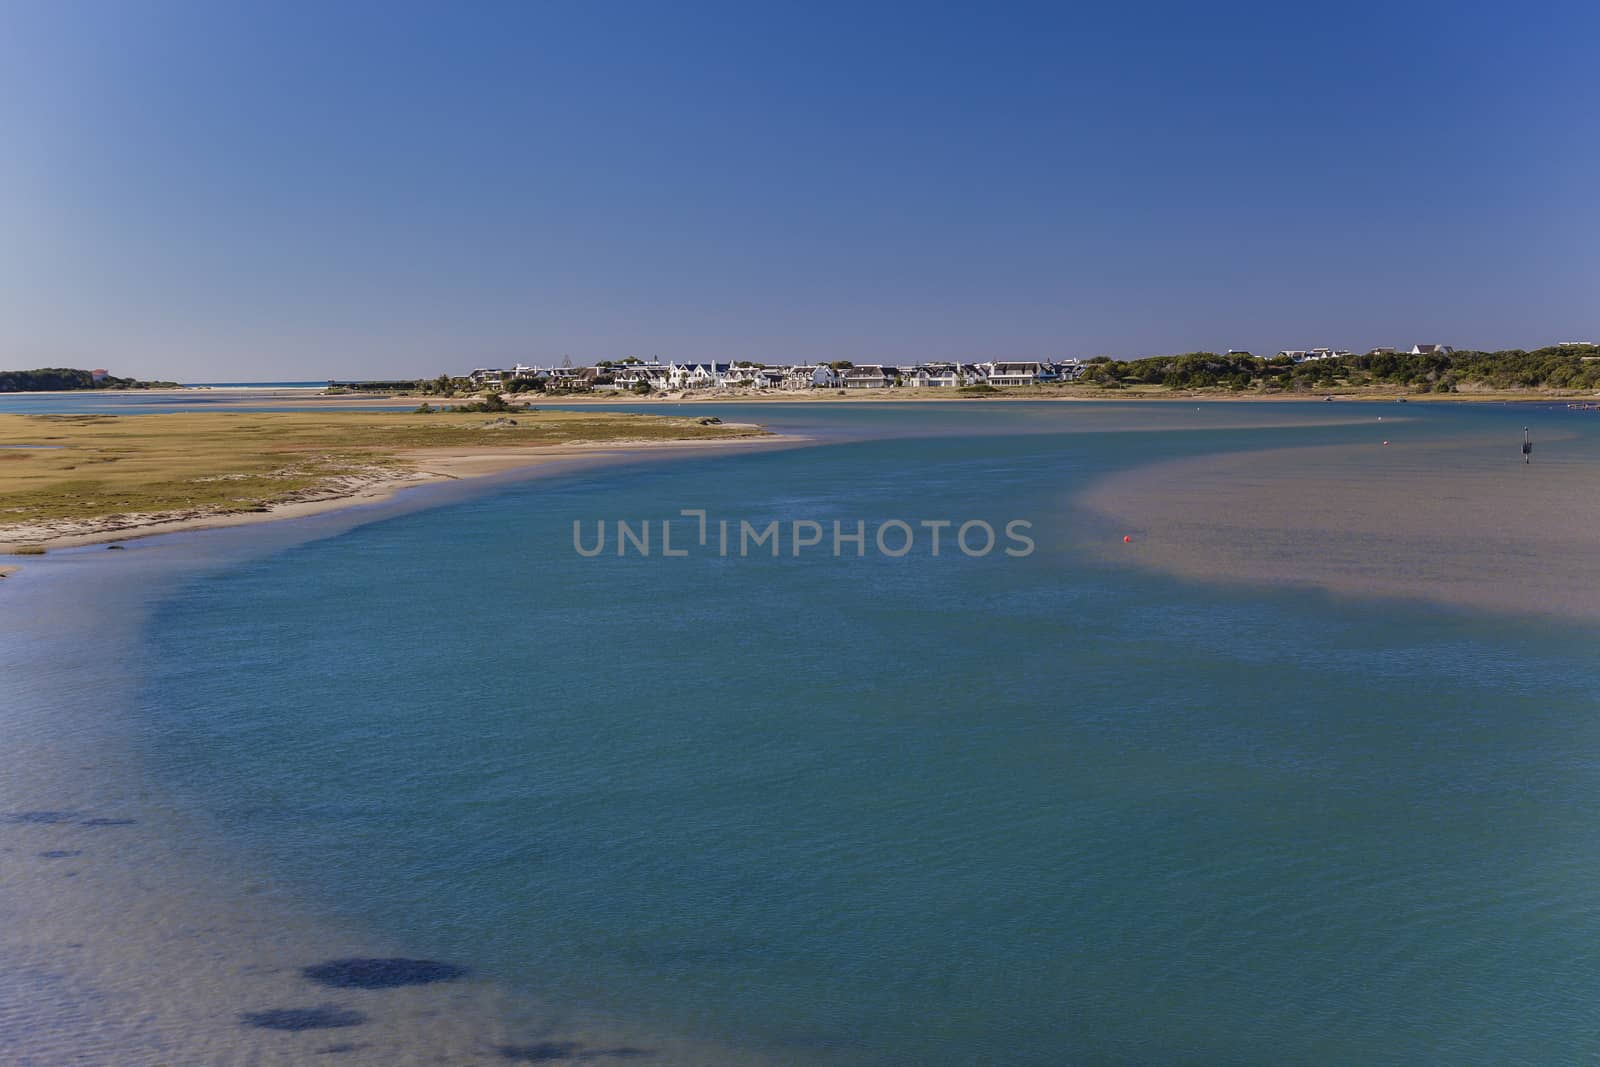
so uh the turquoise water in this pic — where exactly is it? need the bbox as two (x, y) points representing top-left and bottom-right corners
(134, 403), (1600, 1065)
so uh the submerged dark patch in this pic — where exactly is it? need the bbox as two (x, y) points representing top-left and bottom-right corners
(498, 1043), (653, 1061)
(301, 957), (466, 989)
(241, 1006), (367, 1031)
(79, 817), (137, 827)
(498, 1045), (582, 1062)
(5, 811), (82, 825)
(38, 850), (83, 858)
(316, 1042), (368, 1054)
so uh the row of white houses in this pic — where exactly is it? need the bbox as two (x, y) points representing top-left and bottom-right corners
(466, 360), (1087, 391)
(467, 346), (1464, 388)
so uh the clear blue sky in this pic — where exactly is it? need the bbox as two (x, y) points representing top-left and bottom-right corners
(3, 1), (1596, 380)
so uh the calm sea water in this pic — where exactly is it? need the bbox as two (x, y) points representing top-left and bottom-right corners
(131, 402), (1600, 1065)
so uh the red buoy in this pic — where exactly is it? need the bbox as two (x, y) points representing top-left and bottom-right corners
(1123, 535), (1132, 543)
(1383, 440), (1389, 445)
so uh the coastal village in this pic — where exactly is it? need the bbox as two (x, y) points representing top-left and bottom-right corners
(466, 358), (1086, 393)
(451, 344), (1467, 395)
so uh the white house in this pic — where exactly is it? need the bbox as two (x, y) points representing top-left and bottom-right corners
(906, 363), (964, 388)
(668, 362), (732, 389)
(783, 365), (839, 389)
(468, 368), (506, 387)
(545, 366), (590, 390)
(612, 363), (670, 390)
(720, 364), (765, 387)
(1410, 344), (1455, 356)
(983, 361), (1058, 386)
(840, 365), (899, 389)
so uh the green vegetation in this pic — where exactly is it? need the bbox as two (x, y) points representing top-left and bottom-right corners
(449, 392), (525, 413)
(0, 368), (178, 392)
(327, 380), (423, 393)
(958, 383), (1001, 395)
(1074, 344), (1600, 394)
(0, 410), (766, 530)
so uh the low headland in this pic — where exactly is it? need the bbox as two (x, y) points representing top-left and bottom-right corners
(0, 407), (769, 557)
(0, 367), (179, 391)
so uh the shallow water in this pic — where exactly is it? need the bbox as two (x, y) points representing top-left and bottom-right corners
(104, 402), (1600, 1065)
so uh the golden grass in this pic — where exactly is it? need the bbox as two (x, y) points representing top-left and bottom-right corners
(0, 410), (763, 527)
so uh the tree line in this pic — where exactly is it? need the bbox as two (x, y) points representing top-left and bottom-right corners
(1075, 344), (1600, 393)
(0, 368), (179, 392)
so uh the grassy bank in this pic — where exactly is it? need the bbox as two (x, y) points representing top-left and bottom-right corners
(0, 409), (763, 534)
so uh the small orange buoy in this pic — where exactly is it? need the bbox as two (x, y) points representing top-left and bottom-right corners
(1123, 535), (1132, 543)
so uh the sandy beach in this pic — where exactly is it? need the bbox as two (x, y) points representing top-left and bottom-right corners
(1077, 429), (1600, 622)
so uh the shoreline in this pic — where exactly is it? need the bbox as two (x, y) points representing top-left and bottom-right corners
(0, 434), (812, 1067)
(0, 431), (788, 557)
(7, 402), (1596, 1064)
(216, 388), (1600, 408)
(6, 385), (1596, 407)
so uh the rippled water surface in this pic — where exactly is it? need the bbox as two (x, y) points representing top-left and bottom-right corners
(133, 402), (1600, 1065)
